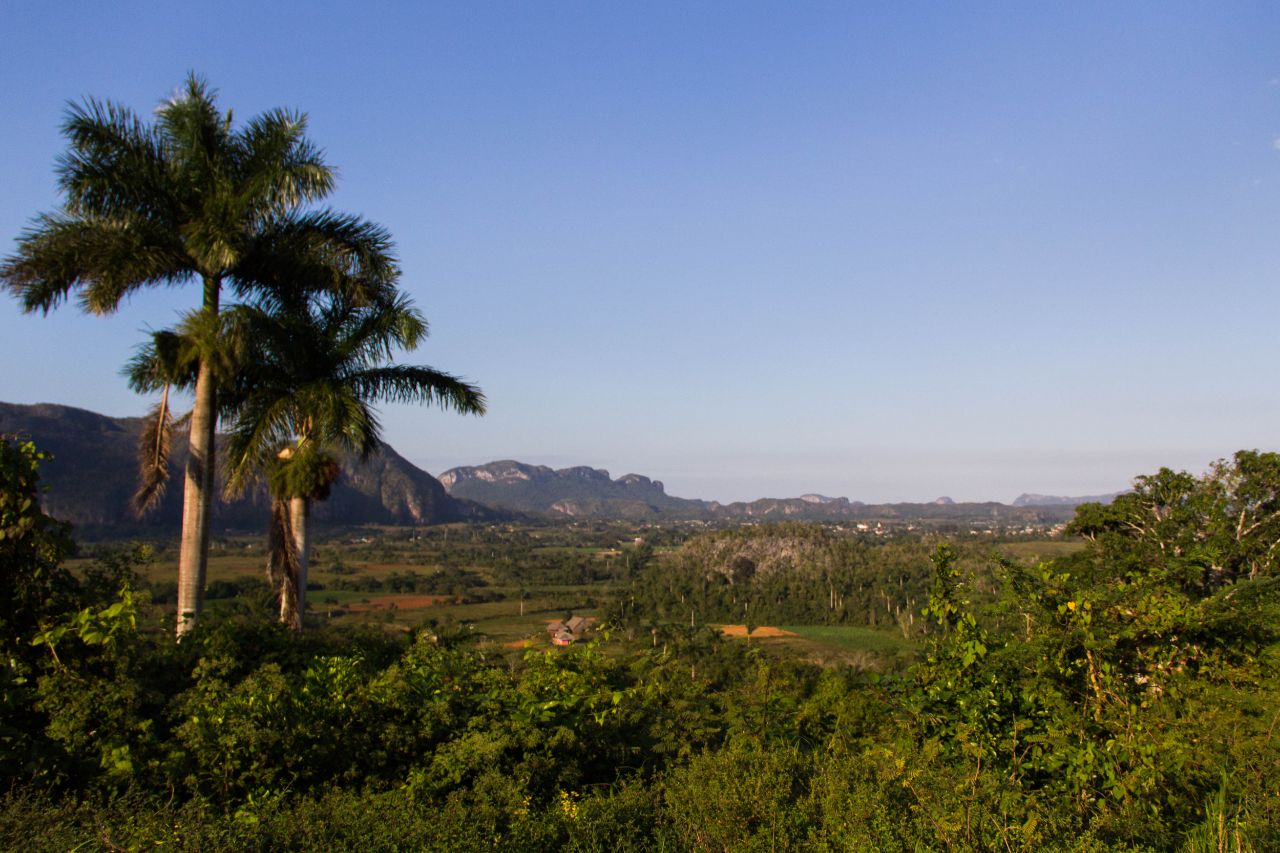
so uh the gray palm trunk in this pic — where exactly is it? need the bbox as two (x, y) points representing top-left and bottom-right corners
(176, 279), (220, 637)
(280, 496), (310, 632)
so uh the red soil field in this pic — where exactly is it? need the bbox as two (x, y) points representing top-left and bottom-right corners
(719, 625), (797, 638)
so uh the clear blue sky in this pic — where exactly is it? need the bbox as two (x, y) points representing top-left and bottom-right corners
(3, 2), (1279, 503)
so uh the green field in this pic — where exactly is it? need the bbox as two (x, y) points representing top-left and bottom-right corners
(997, 539), (1085, 563)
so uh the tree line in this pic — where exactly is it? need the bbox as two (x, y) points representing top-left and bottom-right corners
(610, 523), (953, 636)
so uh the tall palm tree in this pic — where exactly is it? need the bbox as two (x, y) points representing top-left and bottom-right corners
(1, 76), (397, 636)
(228, 292), (485, 631)
(136, 291), (486, 631)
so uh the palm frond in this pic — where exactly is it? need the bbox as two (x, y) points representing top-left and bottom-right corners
(124, 346), (167, 395)
(58, 98), (172, 221)
(234, 107), (334, 215)
(156, 73), (227, 178)
(132, 387), (174, 517)
(251, 210), (399, 300)
(330, 291), (427, 364)
(229, 221), (353, 310)
(316, 390), (380, 457)
(1, 214), (190, 315)
(222, 395), (299, 497)
(125, 321), (208, 393)
(228, 211), (401, 316)
(348, 366), (487, 414)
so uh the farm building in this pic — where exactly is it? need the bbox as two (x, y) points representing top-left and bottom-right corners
(546, 615), (596, 646)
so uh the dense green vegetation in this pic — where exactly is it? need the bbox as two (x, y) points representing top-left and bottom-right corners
(612, 523), (953, 635)
(3, 438), (1278, 850)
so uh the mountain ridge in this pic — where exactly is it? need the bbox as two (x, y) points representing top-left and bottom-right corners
(439, 459), (1098, 524)
(1, 401), (1114, 531)
(440, 460), (705, 519)
(0, 401), (500, 535)
(1012, 491), (1126, 507)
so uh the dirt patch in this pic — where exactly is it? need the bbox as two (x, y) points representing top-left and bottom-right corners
(719, 625), (797, 639)
(505, 638), (538, 649)
(344, 594), (453, 612)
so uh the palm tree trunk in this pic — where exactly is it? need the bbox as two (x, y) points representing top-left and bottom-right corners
(280, 495), (310, 632)
(175, 357), (216, 637)
(175, 277), (219, 638)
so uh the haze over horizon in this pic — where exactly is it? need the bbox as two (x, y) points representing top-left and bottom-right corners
(3, 3), (1278, 504)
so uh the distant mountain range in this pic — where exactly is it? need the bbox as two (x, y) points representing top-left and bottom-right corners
(0, 402), (498, 536)
(1012, 492), (1126, 507)
(439, 460), (1099, 525)
(1, 401), (1113, 535)
(440, 460), (706, 519)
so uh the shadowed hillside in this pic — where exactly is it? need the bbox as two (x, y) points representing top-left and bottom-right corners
(0, 402), (500, 535)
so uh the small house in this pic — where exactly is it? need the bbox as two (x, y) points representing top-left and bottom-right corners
(546, 616), (595, 646)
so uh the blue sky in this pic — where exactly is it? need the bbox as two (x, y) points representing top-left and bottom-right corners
(3, 2), (1279, 502)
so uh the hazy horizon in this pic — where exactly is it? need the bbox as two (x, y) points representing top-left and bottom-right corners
(0, 395), (1227, 506)
(4, 4), (1278, 506)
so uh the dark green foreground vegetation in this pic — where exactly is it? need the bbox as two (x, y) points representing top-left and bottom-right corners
(4, 439), (1279, 851)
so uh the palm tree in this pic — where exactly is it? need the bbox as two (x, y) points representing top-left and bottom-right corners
(136, 291), (485, 631)
(1, 76), (397, 636)
(227, 292), (485, 630)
